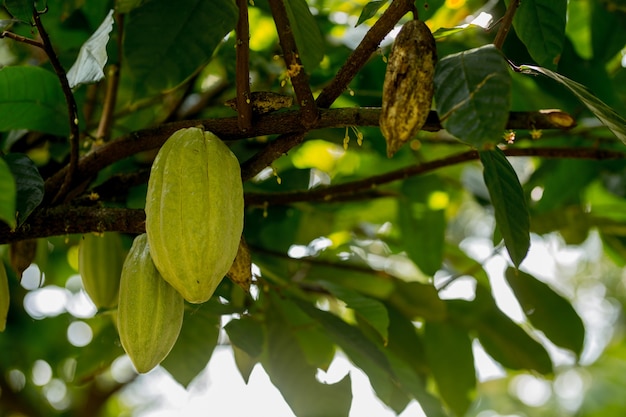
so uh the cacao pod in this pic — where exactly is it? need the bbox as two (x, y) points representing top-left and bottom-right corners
(0, 263), (9, 332)
(226, 237), (252, 292)
(145, 127), (244, 303)
(118, 234), (184, 373)
(380, 19), (437, 157)
(78, 232), (124, 310)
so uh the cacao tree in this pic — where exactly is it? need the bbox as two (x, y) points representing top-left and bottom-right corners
(1, 0), (626, 416)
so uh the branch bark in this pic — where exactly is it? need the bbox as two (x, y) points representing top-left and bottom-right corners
(5, 145), (623, 244)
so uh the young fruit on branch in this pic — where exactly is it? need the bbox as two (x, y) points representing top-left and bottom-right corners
(145, 127), (244, 303)
(79, 232), (124, 310)
(118, 234), (184, 373)
(380, 19), (437, 157)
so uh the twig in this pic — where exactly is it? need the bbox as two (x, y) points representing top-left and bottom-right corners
(493, 0), (520, 49)
(95, 13), (124, 142)
(267, 0), (318, 127)
(241, 132), (306, 181)
(0, 31), (43, 48)
(244, 147), (626, 207)
(42, 108), (578, 199)
(235, 0), (252, 131)
(33, 8), (80, 204)
(315, 0), (415, 108)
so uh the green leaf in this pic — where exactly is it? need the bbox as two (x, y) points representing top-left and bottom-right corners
(520, 65), (626, 145)
(67, 9), (115, 88)
(123, 0), (237, 94)
(591, 1), (626, 62)
(0, 157), (16, 229)
(424, 321), (476, 416)
(321, 281), (389, 343)
(4, 153), (44, 226)
(0, 66), (69, 136)
(74, 321), (125, 383)
(385, 305), (428, 375)
(263, 303), (352, 417)
(356, 1), (387, 27)
(3, 0), (32, 23)
(511, 0), (567, 69)
(479, 148), (530, 267)
(161, 305), (220, 387)
(232, 346), (258, 384)
(224, 315), (265, 359)
(434, 45), (511, 147)
(294, 298), (393, 377)
(505, 267), (585, 357)
(283, 0), (325, 71)
(388, 281), (447, 321)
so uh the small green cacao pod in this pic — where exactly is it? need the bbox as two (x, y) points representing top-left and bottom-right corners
(118, 234), (184, 373)
(380, 19), (437, 157)
(0, 263), (9, 332)
(145, 127), (244, 303)
(78, 232), (124, 309)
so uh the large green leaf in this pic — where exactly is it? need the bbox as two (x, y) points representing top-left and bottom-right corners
(388, 280), (447, 321)
(505, 267), (585, 357)
(4, 153), (44, 226)
(0, 157), (16, 229)
(434, 45), (511, 147)
(0, 66), (69, 136)
(521, 65), (626, 145)
(480, 148), (530, 267)
(3, 0), (32, 23)
(224, 315), (265, 359)
(424, 321), (476, 416)
(123, 0), (237, 94)
(74, 321), (125, 383)
(161, 305), (221, 387)
(591, 0), (626, 63)
(263, 301), (352, 417)
(283, 0), (325, 71)
(356, 0), (387, 26)
(510, 0), (567, 69)
(321, 281), (390, 343)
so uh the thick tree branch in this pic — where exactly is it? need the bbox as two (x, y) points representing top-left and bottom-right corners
(42, 108), (574, 198)
(5, 145), (623, 244)
(268, 0), (318, 127)
(315, 0), (415, 108)
(33, 9), (80, 204)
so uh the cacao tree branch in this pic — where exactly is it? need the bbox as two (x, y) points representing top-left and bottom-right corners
(33, 9), (81, 204)
(493, 0), (521, 49)
(315, 0), (415, 108)
(42, 108), (576, 199)
(268, 0), (318, 127)
(5, 145), (624, 244)
(235, 0), (253, 131)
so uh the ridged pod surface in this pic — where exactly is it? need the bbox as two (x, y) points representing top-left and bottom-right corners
(380, 19), (437, 157)
(118, 234), (184, 373)
(145, 127), (244, 303)
(79, 232), (124, 309)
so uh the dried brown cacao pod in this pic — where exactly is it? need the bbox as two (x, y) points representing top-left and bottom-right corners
(226, 237), (252, 292)
(380, 19), (437, 157)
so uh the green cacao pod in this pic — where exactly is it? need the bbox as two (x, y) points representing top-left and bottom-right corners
(78, 232), (124, 309)
(118, 234), (184, 373)
(0, 263), (9, 332)
(380, 19), (437, 157)
(145, 127), (244, 303)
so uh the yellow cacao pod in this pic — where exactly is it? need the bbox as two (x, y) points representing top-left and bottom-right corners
(118, 234), (184, 373)
(79, 232), (124, 309)
(380, 19), (437, 157)
(145, 127), (244, 303)
(0, 263), (9, 332)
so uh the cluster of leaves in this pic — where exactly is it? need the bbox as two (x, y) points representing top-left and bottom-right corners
(0, 0), (626, 416)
